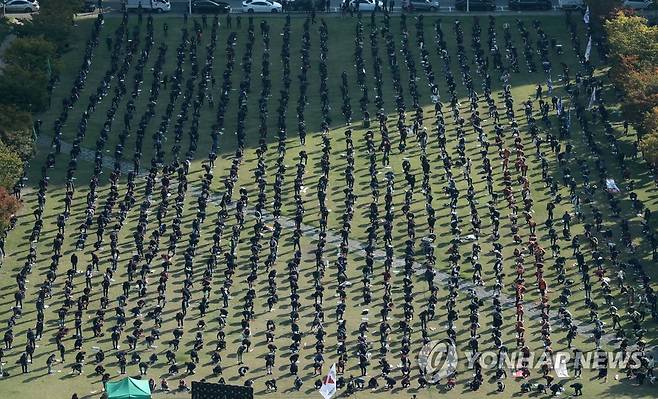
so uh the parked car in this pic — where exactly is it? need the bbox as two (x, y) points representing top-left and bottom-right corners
(402, 0), (439, 12)
(454, 0), (495, 12)
(347, 0), (384, 11)
(287, 0), (324, 11)
(508, 0), (553, 11)
(192, 0), (231, 13)
(4, 0), (39, 13)
(242, 0), (282, 12)
(623, 0), (654, 9)
(125, 0), (171, 12)
(558, 0), (584, 10)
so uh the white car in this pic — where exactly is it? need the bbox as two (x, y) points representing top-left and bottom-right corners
(348, 0), (384, 11)
(4, 0), (39, 13)
(623, 0), (654, 9)
(126, 0), (171, 12)
(242, 0), (282, 12)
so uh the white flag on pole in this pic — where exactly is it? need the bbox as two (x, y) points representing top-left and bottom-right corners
(606, 178), (621, 193)
(588, 87), (597, 109)
(547, 76), (553, 95)
(584, 6), (590, 24)
(319, 364), (337, 399)
(585, 36), (592, 62)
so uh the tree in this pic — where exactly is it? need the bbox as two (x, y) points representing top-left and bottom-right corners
(640, 132), (658, 167)
(606, 12), (658, 129)
(606, 12), (658, 71)
(0, 65), (48, 112)
(0, 142), (24, 189)
(0, 186), (20, 232)
(0, 105), (34, 161)
(15, 0), (80, 51)
(606, 9), (658, 169)
(642, 106), (658, 136)
(3, 37), (58, 75)
(612, 60), (658, 127)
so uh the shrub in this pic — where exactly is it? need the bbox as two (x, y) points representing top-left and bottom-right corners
(0, 65), (48, 112)
(0, 141), (24, 189)
(4, 36), (58, 76)
(640, 132), (658, 167)
(0, 186), (21, 232)
(0, 105), (35, 161)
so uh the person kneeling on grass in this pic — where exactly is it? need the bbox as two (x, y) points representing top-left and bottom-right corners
(294, 376), (303, 391)
(186, 362), (196, 375)
(265, 379), (277, 392)
(570, 382), (583, 396)
(72, 362), (83, 375)
(238, 366), (249, 377)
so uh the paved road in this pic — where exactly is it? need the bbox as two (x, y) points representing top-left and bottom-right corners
(1, 0), (573, 18)
(99, 0), (564, 14)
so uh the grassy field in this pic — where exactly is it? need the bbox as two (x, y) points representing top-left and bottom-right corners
(0, 10), (657, 399)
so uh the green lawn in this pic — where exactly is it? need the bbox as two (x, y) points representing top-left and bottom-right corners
(0, 11), (657, 399)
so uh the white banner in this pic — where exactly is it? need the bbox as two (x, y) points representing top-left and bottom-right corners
(319, 364), (337, 399)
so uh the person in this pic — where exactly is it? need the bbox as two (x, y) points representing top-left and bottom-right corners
(70, 253), (78, 272)
(294, 376), (303, 390)
(550, 384), (563, 396)
(19, 352), (28, 373)
(570, 382), (583, 396)
(47, 353), (56, 374)
(237, 344), (246, 364)
(265, 379), (277, 392)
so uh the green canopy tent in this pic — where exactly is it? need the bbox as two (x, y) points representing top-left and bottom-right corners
(106, 377), (152, 399)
